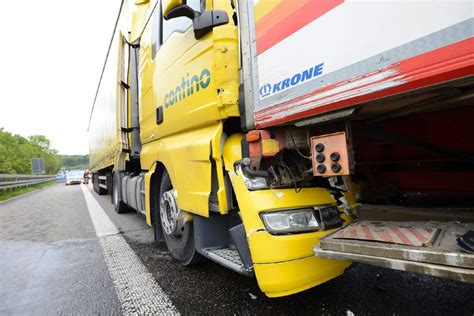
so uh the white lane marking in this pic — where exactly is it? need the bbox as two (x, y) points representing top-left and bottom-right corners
(80, 185), (178, 315)
(80, 185), (119, 237)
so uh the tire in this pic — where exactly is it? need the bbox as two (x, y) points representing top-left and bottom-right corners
(159, 170), (203, 265)
(112, 172), (129, 214)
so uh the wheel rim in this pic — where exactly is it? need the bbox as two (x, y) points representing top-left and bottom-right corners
(160, 190), (184, 238)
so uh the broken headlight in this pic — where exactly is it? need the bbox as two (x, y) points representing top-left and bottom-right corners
(261, 208), (319, 234)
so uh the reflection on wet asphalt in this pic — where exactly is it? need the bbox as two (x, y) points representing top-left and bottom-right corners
(0, 184), (119, 315)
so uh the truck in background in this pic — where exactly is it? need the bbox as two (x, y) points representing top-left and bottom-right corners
(88, 0), (474, 297)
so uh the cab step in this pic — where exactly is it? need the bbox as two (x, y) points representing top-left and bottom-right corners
(314, 220), (474, 283)
(204, 248), (254, 277)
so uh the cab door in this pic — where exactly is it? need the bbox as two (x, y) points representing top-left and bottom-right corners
(141, 0), (238, 142)
(139, 0), (239, 216)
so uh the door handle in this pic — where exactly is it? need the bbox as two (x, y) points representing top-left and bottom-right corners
(156, 106), (163, 125)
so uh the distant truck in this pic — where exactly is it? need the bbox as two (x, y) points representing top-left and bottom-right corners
(88, 0), (473, 297)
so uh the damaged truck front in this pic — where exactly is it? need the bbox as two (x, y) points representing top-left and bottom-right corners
(89, 0), (473, 299)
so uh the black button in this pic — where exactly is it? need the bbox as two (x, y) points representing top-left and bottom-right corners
(316, 154), (325, 163)
(331, 163), (341, 173)
(315, 143), (325, 152)
(330, 152), (340, 162)
(317, 164), (326, 173)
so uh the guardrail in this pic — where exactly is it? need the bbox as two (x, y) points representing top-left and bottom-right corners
(0, 174), (56, 191)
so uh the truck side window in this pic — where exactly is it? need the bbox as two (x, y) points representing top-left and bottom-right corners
(162, 0), (202, 43)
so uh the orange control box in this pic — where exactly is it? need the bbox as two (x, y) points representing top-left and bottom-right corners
(311, 132), (350, 176)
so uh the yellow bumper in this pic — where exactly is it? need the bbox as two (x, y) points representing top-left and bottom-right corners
(249, 226), (352, 297)
(255, 256), (351, 298)
(224, 133), (353, 297)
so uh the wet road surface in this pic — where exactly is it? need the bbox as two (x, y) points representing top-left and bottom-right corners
(1, 183), (473, 315)
(0, 184), (119, 314)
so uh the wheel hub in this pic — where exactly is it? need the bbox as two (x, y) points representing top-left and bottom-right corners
(160, 190), (185, 237)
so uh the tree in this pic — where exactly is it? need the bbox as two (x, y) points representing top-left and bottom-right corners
(0, 128), (61, 174)
(59, 154), (89, 170)
(28, 135), (51, 151)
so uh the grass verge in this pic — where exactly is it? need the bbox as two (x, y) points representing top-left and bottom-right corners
(0, 181), (57, 201)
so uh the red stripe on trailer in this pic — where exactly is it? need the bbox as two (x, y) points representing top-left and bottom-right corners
(256, 0), (344, 55)
(255, 38), (474, 128)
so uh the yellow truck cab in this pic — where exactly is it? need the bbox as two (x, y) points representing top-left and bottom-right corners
(89, 0), (474, 297)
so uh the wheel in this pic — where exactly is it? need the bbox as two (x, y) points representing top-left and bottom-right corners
(112, 172), (129, 214)
(159, 170), (203, 265)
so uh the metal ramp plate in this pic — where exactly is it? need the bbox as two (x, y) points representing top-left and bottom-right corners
(205, 248), (254, 277)
(332, 221), (439, 247)
(315, 246), (474, 283)
(315, 221), (474, 283)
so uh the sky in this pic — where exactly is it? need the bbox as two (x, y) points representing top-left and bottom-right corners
(0, 0), (120, 155)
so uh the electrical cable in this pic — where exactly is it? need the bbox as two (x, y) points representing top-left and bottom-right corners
(288, 127), (312, 160)
(279, 161), (302, 193)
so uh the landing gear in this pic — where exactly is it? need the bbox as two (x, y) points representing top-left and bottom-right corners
(159, 170), (203, 265)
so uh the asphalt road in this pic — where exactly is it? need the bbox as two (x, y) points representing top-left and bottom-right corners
(0, 183), (473, 315)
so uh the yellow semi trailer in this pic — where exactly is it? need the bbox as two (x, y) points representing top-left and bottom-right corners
(89, 0), (474, 297)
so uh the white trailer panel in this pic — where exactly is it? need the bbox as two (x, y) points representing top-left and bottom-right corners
(240, 0), (474, 128)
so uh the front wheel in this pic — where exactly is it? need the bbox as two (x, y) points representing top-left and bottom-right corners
(159, 170), (203, 265)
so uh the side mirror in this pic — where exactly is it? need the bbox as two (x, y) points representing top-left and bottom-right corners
(165, 4), (198, 20)
(164, 4), (229, 39)
(162, 0), (183, 16)
(193, 10), (229, 39)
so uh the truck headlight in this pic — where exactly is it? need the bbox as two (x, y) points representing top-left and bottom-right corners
(236, 165), (269, 190)
(243, 176), (268, 190)
(261, 208), (319, 234)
